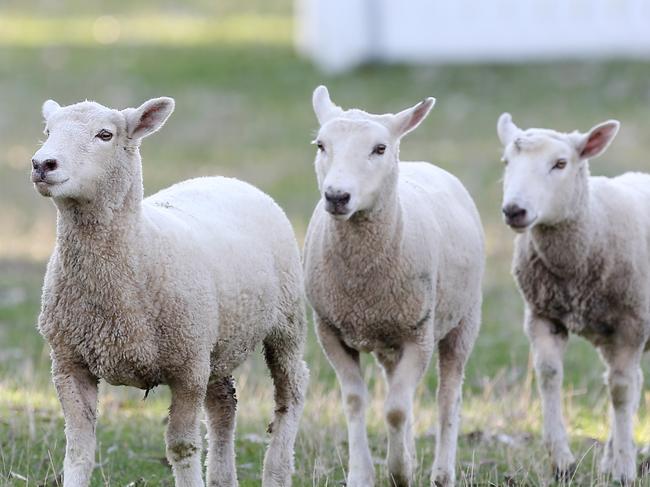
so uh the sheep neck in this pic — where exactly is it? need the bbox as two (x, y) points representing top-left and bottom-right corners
(326, 175), (403, 275)
(54, 152), (145, 270)
(527, 172), (593, 276)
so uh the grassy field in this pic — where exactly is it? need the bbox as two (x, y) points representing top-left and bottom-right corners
(3, 3), (650, 486)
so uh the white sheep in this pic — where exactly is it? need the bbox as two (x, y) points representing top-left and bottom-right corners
(498, 113), (649, 483)
(31, 97), (308, 487)
(303, 86), (485, 487)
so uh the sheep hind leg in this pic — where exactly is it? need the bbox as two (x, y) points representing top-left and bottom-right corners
(204, 376), (238, 487)
(431, 312), (479, 487)
(261, 323), (309, 487)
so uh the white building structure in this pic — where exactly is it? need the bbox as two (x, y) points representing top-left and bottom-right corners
(296, 0), (650, 72)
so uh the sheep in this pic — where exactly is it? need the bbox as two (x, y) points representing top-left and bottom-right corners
(31, 96), (309, 487)
(303, 86), (485, 487)
(498, 113), (650, 483)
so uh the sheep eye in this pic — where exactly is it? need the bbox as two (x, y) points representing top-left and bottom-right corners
(372, 144), (386, 155)
(502, 157), (508, 166)
(45, 129), (50, 136)
(316, 141), (325, 152)
(553, 158), (567, 170)
(96, 129), (113, 141)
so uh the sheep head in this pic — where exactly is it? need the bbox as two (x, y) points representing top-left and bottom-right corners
(498, 113), (619, 232)
(32, 97), (174, 203)
(311, 85), (435, 220)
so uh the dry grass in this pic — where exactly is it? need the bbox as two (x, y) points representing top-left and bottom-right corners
(4, 350), (650, 486)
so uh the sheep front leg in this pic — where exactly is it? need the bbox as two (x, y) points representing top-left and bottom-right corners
(599, 344), (643, 484)
(167, 380), (207, 487)
(526, 312), (575, 479)
(381, 341), (432, 487)
(431, 314), (477, 487)
(53, 362), (99, 487)
(315, 317), (374, 487)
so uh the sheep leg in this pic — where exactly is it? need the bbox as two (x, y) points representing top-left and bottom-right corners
(53, 362), (98, 487)
(315, 316), (375, 487)
(599, 344), (643, 483)
(381, 341), (432, 487)
(262, 325), (309, 487)
(204, 376), (238, 487)
(526, 312), (575, 479)
(167, 381), (207, 487)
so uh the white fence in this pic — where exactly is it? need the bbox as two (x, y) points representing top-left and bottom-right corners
(295, 0), (650, 72)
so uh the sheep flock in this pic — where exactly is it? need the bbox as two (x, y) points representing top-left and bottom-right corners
(26, 86), (650, 486)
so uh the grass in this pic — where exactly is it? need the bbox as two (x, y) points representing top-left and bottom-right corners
(2, 2), (650, 485)
(0, 15), (292, 47)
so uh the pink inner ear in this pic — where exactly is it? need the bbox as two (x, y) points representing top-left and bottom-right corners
(400, 101), (429, 134)
(138, 103), (165, 131)
(409, 102), (429, 127)
(581, 126), (614, 158)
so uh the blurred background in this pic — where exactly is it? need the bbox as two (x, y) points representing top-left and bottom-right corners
(2, 1), (650, 485)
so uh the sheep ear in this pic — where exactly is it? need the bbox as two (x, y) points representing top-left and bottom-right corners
(123, 97), (175, 140)
(312, 85), (343, 125)
(572, 120), (620, 160)
(390, 97), (435, 138)
(42, 99), (61, 120)
(497, 112), (520, 146)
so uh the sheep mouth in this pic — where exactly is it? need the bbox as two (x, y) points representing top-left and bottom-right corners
(504, 212), (536, 233)
(325, 204), (351, 218)
(34, 178), (69, 195)
(33, 177), (69, 186)
(507, 220), (533, 233)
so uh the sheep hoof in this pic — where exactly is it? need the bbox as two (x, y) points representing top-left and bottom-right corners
(601, 451), (636, 484)
(431, 471), (454, 487)
(611, 462), (637, 485)
(553, 462), (576, 482)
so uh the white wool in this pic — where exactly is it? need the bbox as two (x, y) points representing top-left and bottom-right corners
(33, 97), (308, 487)
(304, 86), (484, 487)
(499, 113), (648, 483)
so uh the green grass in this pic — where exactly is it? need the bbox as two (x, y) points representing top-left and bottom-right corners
(3, 3), (650, 486)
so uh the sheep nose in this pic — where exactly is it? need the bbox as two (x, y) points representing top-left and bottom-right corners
(31, 158), (58, 182)
(32, 158), (58, 173)
(324, 191), (350, 206)
(502, 203), (527, 226)
(324, 190), (351, 216)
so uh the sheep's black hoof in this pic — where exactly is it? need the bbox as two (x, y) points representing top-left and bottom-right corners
(553, 462), (576, 483)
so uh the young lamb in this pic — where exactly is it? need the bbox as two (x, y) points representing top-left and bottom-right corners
(31, 97), (308, 487)
(303, 86), (485, 487)
(498, 113), (650, 483)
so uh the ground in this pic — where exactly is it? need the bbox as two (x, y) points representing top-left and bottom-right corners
(2, 2), (650, 486)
